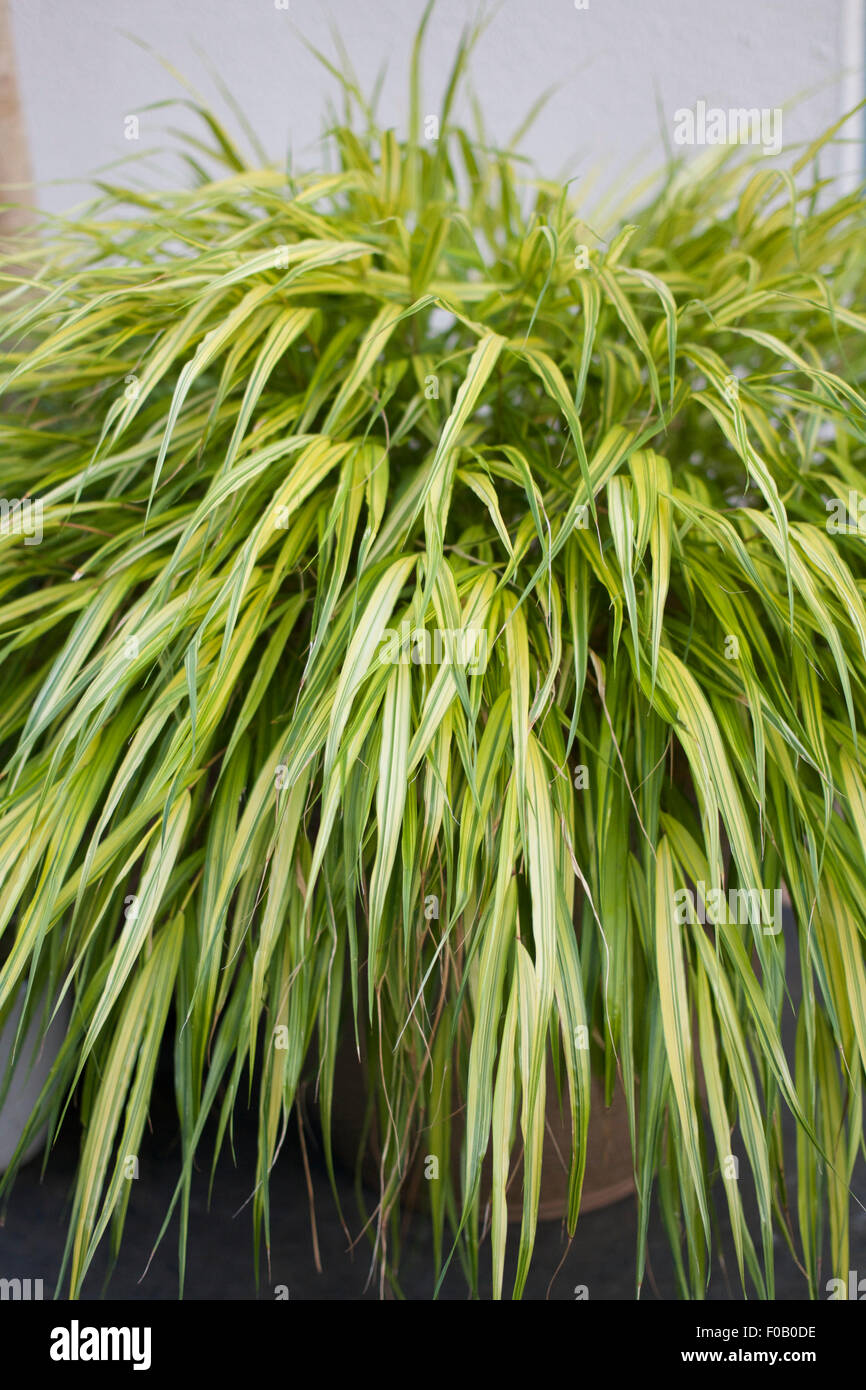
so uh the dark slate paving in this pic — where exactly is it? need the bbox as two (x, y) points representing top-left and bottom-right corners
(2, 1063), (863, 1301)
(1, 906), (863, 1300)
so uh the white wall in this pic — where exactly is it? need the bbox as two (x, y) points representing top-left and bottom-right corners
(9, 0), (866, 214)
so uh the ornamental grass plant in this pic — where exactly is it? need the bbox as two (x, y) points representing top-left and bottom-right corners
(1, 14), (866, 1300)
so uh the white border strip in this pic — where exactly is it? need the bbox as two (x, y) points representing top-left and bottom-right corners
(841, 0), (866, 192)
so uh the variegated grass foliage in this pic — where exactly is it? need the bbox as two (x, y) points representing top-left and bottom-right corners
(1, 22), (866, 1299)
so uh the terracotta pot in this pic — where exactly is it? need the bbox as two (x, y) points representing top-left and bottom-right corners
(328, 1042), (634, 1222)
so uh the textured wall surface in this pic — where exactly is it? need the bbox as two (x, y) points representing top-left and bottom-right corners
(8, 0), (866, 213)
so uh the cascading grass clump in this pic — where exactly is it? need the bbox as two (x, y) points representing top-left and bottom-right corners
(0, 15), (865, 1300)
